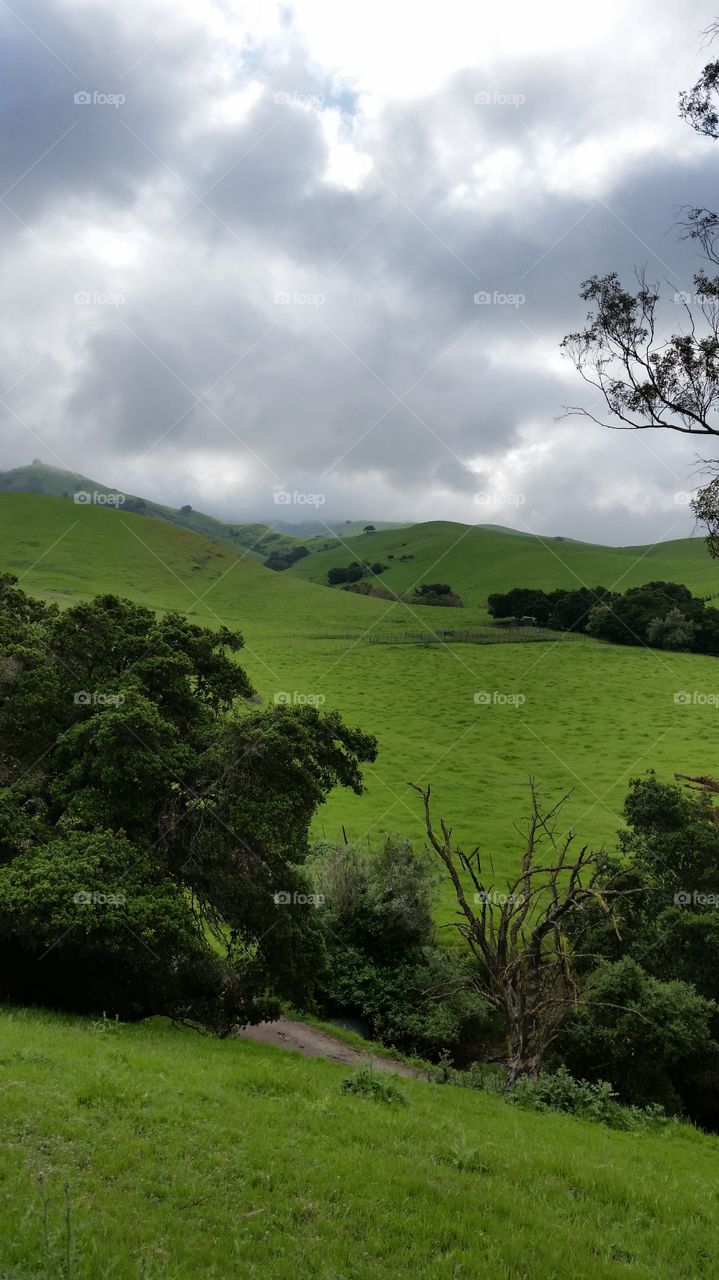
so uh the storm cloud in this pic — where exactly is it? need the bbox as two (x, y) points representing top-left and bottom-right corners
(1, 0), (717, 542)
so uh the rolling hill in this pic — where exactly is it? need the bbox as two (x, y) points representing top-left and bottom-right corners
(0, 462), (310, 563)
(287, 519), (719, 608)
(2, 490), (718, 903)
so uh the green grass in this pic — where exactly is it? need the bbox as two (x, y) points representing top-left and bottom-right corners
(2, 493), (718, 905)
(288, 519), (719, 608)
(0, 1006), (717, 1279)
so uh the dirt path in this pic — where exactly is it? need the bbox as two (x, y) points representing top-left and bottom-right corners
(235, 1016), (422, 1078)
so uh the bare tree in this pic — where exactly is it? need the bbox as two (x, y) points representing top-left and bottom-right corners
(411, 781), (619, 1082)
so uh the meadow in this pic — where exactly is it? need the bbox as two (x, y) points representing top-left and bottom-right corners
(1, 493), (717, 899)
(1, 1006), (717, 1280)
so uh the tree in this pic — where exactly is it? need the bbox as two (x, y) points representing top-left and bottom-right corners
(310, 837), (491, 1058)
(560, 30), (719, 551)
(560, 957), (717, 1113)
(0, 577), (377, 1030)
(363, 524), (376, 535)
(411, 781), (619, 1081)
(179, 504), (193, 514)
(646, 607), (696, 650)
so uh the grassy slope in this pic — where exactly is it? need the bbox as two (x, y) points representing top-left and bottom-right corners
(287, 520), (719, 608)
(2, 494), (718, 903)
(1, 1008), (717, 1280)
(0, 463), (307, 561)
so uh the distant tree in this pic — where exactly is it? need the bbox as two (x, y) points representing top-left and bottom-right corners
(363, 524), (376, 535)
(646, 607), (696, 650)
(179, 504), (193, 514)
(412, 583), (463, 607)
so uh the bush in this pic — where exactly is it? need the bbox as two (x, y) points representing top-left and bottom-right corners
(340, 1063), (408, 1105)
(311, 839), (493, 1058)
(559, 957), (718, 1114)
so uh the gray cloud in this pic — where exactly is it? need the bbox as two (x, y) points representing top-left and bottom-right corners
(0, 0), (717, 543)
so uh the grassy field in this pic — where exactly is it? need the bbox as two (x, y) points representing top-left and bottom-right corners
(2, 493), (718, 897)
(0, 1007), (717, 1280)
(287, 519), (719, 609)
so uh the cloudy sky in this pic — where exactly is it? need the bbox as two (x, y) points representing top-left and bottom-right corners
(1, 0), (718, 542)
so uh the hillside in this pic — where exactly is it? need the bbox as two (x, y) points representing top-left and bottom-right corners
(1, 1007), (716, 1279)
(0, 463), (309, 563)
(1, 491), (718, 887)
(287, 520), (718, 608)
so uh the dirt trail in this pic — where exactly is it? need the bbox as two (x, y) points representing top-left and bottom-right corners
(235, 1016), (422, 1078)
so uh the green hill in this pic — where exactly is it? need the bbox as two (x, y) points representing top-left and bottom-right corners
(1, 1007), (716, 1279)
(2, 492), (718, 896)
(0, 463), (310, 563)
(288, 519), (718, 608)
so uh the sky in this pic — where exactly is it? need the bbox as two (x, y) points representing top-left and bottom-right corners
(1, 0), (718, 543)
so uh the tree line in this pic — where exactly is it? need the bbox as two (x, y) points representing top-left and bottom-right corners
(487, 581), (719, 652)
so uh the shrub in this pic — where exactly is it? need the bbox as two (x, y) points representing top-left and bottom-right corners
(340, 1063), (408, 1104)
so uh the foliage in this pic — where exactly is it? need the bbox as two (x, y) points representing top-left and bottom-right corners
(489, 580), (719, 653)
(559, 957), (717, 1115)
(311, 838), (491, 1058)
(340, 1062), (408, 1104)
(0, 578), (376, 1029)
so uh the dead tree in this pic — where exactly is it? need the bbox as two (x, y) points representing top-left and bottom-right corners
(411, 780), (618, 1082)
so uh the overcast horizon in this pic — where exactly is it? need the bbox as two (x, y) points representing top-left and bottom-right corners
(2, 0), (719, 545)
